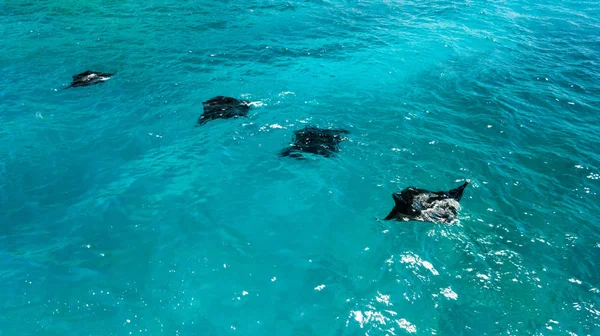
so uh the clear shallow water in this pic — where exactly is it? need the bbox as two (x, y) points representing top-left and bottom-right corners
(1, 0), (599, 334)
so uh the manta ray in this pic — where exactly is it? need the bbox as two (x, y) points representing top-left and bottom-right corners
(197, 96), (251, 125)
(279, 126), (349, 159)
(66, 71), (113, 89)
(384, 180), (470, 223)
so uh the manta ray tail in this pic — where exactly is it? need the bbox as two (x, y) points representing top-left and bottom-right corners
(279, 147), (294, 157)
(448, 179), (470, 201)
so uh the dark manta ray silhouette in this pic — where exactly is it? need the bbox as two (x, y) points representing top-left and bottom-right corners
(279, 126), (349, 159)
(66, 71), (113, 89)
(197, 96), (251, 125)
(384, 180), (470, 223)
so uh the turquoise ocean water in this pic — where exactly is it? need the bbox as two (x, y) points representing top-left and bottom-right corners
(1, 0), (600, 334)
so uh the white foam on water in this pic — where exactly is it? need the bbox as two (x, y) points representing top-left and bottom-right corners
(249, 101), (264, 108)
(441, 287), (458, 300)
(396, 318), (417, 333)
